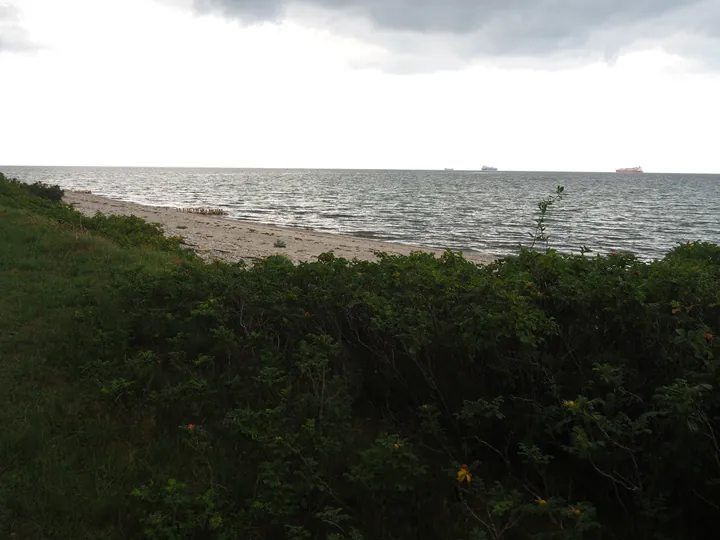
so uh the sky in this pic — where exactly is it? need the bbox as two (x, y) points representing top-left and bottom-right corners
(0, 0), (719, 173)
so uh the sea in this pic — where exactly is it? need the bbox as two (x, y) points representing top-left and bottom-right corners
(3, 166), (719, 260)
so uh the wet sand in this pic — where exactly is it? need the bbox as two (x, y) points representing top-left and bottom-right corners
(64, 191), (494, 265)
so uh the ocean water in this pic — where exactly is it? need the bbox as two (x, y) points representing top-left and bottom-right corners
(3, 166), (720, 260)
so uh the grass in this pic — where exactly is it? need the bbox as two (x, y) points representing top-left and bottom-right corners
(273, 238), (287, 248)
(0, 206), (186, 539)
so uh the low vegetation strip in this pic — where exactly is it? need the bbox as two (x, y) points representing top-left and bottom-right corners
(1, 172), (719, 539)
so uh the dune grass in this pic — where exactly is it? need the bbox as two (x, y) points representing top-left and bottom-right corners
(0, 206), (188, 539)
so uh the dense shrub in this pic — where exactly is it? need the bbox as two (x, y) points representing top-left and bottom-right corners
(0, 172), (64, 203)
(83, 245), (719, 540)
(28, 180), (64, 202)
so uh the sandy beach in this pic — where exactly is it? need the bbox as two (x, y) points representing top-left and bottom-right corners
(64, 191), (494, 265)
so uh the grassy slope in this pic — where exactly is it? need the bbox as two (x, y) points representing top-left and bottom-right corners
(0, 206), (180, 539)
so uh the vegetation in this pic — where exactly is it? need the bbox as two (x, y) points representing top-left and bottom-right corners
(1, 171), (719, 540)
(274, 238), (287, 248)
(0, 176), (189, 253)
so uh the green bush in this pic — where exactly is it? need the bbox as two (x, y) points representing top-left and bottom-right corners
(27, 180), (64, 202)
(82, 211), (185, 251)
(0, 172), (64, 203)
(88, 246), (718, 540)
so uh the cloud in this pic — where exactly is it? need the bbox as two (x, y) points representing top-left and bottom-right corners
(0, 2), (36, 53)
(188, 0), (720, 71)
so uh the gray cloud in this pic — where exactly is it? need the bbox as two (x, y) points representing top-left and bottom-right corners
(194, 0), (284, 21)
(189, 0), (720, 70)
(0, 3), (36, 53)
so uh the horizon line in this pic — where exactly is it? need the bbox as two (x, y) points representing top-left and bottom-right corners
(2, 164), (718, 175)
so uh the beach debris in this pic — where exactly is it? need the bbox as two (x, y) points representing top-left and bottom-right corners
(176, 207), (228, 216)
(76, 190), (92, 194)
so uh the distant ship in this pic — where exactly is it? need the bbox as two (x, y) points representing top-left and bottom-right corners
(616, 166), (643, 173)
(481, 165), (498, 171)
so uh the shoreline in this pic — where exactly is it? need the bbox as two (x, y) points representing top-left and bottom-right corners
(63, 191), (495, 265)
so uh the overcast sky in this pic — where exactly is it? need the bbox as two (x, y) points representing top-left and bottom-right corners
(1, 0), (718, 172)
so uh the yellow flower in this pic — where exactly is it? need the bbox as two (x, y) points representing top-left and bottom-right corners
(457, 464), (472, 485)
(563, 400), (576, 408)
(537, 498), (547, 505)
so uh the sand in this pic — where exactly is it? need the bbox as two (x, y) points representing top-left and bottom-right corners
(63, 191), (494, 265)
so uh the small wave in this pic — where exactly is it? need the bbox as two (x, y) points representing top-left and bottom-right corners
(320, 213), (356, 219)
(348, 230), (383, 239)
